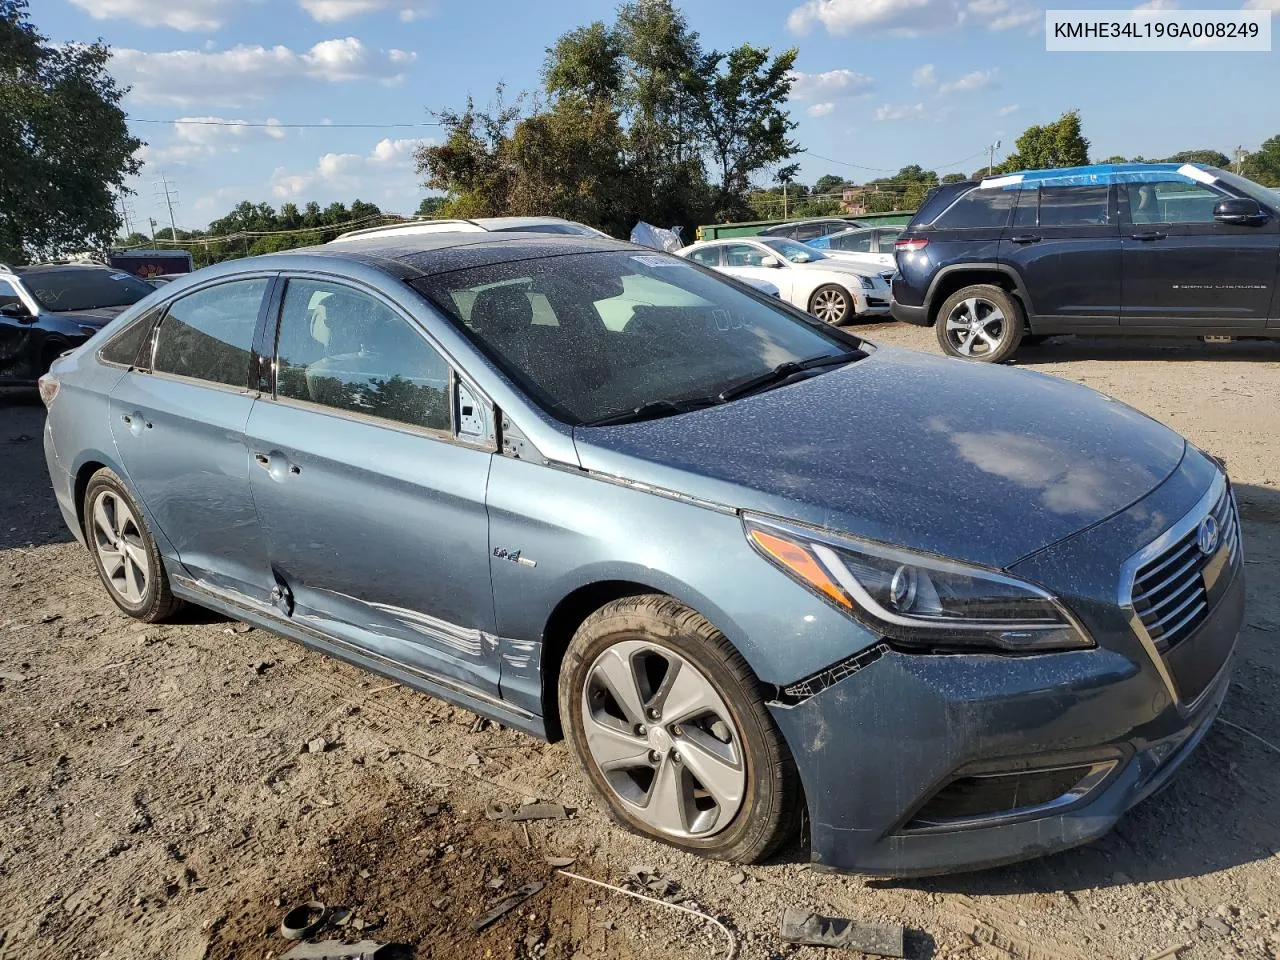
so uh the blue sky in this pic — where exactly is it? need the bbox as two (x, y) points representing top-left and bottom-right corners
(35, 0), (1280, 232)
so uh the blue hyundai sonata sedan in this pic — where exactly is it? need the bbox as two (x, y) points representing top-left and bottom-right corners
(39, 233), (1243, 875)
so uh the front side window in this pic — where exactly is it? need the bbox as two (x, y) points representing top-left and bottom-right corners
(414, 251), (852, 426)
(0, 279), (21, 312)
(1126, 180), (1223, 224)
(24, 268), (155, 312)
(275, 279), (450, 433)
(758, 238), (826, 263)
(724, 244), (769, 267)
(932, 187), (1015, 229)
(152, 279), (267, 387)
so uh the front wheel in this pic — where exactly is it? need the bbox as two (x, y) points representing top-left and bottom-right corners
(560, 595), (802, 863)
(935, 284), (1024, 362)
(808, 284), (853, 325)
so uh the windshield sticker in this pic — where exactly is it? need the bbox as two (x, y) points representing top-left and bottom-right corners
(109, 273), (130, 280)
(631, 255), (679, 268)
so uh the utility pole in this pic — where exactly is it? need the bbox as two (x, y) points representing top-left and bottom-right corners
(987, 139), (1002, 176)
(154, 174), (180, 243)
(783, 180), (788, 219)
(148, 218), (157, 244)
(1234, 145), (1245, 175)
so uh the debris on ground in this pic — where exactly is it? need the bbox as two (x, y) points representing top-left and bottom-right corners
(280, 901), (328, 940)
(280, 940), (398, 959)
(779, 907), (905, 958)
(305, 737), (330, 755)
(471, 881), (545, 934)
(484, 801), (568, 822)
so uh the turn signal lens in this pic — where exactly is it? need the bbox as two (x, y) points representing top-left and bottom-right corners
(748, 528), (852, 610)
(37, 374), (60, 408)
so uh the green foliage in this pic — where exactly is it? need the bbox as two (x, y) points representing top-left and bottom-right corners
(1165, 149), (1231, 168)
(1000, 110), (1090, 173)
(415, 196), (446, 217)
(0, 0), (143, 262)
(941, 173), (968, 184)
(812, 174), (847, 196)
(419, 0), (799, 236)
(1243, 136), (1280, 187)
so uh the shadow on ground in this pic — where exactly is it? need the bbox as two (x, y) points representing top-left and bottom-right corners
(1013, 335), (1280, 365)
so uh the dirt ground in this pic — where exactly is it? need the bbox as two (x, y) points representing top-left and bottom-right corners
(2, 325), (1279, 960)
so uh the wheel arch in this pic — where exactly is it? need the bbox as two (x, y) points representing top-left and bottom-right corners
(925, 265), (1033, 327)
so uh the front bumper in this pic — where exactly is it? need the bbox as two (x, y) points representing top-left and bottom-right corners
(768, 451), (1243, 876)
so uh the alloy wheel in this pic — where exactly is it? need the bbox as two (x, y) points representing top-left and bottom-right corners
(90, 490), (150, 604)
(811, 288), (849, 324)
(944, 296), (1006, 357)
(581, 640), (746, 839)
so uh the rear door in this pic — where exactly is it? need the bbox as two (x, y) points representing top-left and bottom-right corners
(1001, 183), (1121, 331)
(1119, 176), (1278, 329)
(244, 275), (501, 695)
(108, 275), (275, 602)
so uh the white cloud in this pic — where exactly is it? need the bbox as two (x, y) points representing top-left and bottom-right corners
(1133, 0), (1177, 9)
(67, 0), (240, 31)
(112, 39), (417, 107)
(788, 68), (875, 100)
(271, 137), (432, 200)
(806, 102), (837, 118)
(911, 63), (936, 87)
(875, 102), (931, 121)
(788, 0), (1036, 36)
(299, 0), (436, 21)
(997, 103), (1020, 116)
(939, 68), (999, 95)
(174, 117), (287, 145)
(1243, 0), (1280, 9)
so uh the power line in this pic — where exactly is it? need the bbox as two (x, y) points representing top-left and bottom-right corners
(113, 213), (405, 249)
(127, 117), (444, 129)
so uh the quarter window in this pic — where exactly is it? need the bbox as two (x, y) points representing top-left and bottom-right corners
(275, 279), (451, 433)
(152, 279), (266, 387)
(99, 308), (160, 368)
(1126, 180), (1223, 224)
(932, 188), (1015, 229)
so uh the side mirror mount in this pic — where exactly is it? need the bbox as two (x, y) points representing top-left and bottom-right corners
(1214, 197), (1269, 226)
(760, 255), (783, 269)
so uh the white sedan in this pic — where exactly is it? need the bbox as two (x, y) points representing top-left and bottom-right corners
(676, 237), (890, 324)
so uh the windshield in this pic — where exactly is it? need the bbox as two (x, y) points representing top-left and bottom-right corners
(758, 237), (826, 263)
(24, 269), (155, 312)
(1206, 167), (1278, 209)
(414, 250), (852, 425)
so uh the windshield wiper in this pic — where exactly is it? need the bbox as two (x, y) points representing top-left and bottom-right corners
(715, 350), (863, 403)
(585, 397), (720, 427)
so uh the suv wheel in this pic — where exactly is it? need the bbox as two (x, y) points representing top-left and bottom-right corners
(935, 284), (1023, 363)
(560, 595), (801, 863)
(808, 284), (853, 325)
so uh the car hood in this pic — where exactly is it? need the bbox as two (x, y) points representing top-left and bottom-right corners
(800, 259), (881, 279)
(53, 305), (131, 327)
(572, 347), (1187, 569)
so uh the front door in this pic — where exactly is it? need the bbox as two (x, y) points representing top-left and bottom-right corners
(0, 279), (36, 382)
(1119, 176), (1279, 329)
(1001, 183), (1122, 331)
(721, 244), (794, 298)
(108, 276), (275, 602)
(245, 276), (500, 692)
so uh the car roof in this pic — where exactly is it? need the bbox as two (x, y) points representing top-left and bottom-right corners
(279, 231), (635, 278)
(9, 262), (120, 276)
(979, 161), (1214, 189)
(331, 216), (599, 244)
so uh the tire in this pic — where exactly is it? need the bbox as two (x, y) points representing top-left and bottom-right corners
(934, 284), (1024, 363)
(808, 284), (854, 325)
(559, 595), (802, 863)
(82, 469), (183, 622)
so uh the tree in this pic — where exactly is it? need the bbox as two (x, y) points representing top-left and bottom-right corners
(1165, 149), (1230, 168)
(1000, 110), (1090, 172)
(941, 172), (967, 184)
(0, 0), (142, 262)
(690, 43), (798, 220)
(812, 173), (847, 197)
(416, 196), (446, 217)
(1243, 135), (1280, 187)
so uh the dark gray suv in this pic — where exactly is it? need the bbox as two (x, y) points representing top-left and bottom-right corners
(891, 163), (1280, 362)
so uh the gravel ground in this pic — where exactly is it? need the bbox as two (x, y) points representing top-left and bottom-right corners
(1, 326), (1279, 960)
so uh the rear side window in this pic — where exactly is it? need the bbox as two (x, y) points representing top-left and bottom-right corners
(833, 230), (874, 253)
(1037, 185), (1111, 226)
(932, 188), (1015, 229)
(152, 279), (267, 388)
(99, 308), (160, 367)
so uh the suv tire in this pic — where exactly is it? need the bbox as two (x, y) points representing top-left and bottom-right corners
(560, 595), (802, 863)
(935, 284), (1024, 363)
(83, 469), (184, 622)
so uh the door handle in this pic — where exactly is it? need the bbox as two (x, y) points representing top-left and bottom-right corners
(1010, 234), (1042, 244)
(121, 413), (152, 430)
(120, 414), (131, 425)
(1130, 231), (1167, 241)
(254, 453), (270, 467)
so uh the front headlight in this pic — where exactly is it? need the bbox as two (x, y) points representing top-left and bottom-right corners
(745, 517), (1093, 653)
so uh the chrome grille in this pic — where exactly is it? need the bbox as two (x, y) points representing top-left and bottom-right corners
(1130, 486), (1240, 652)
